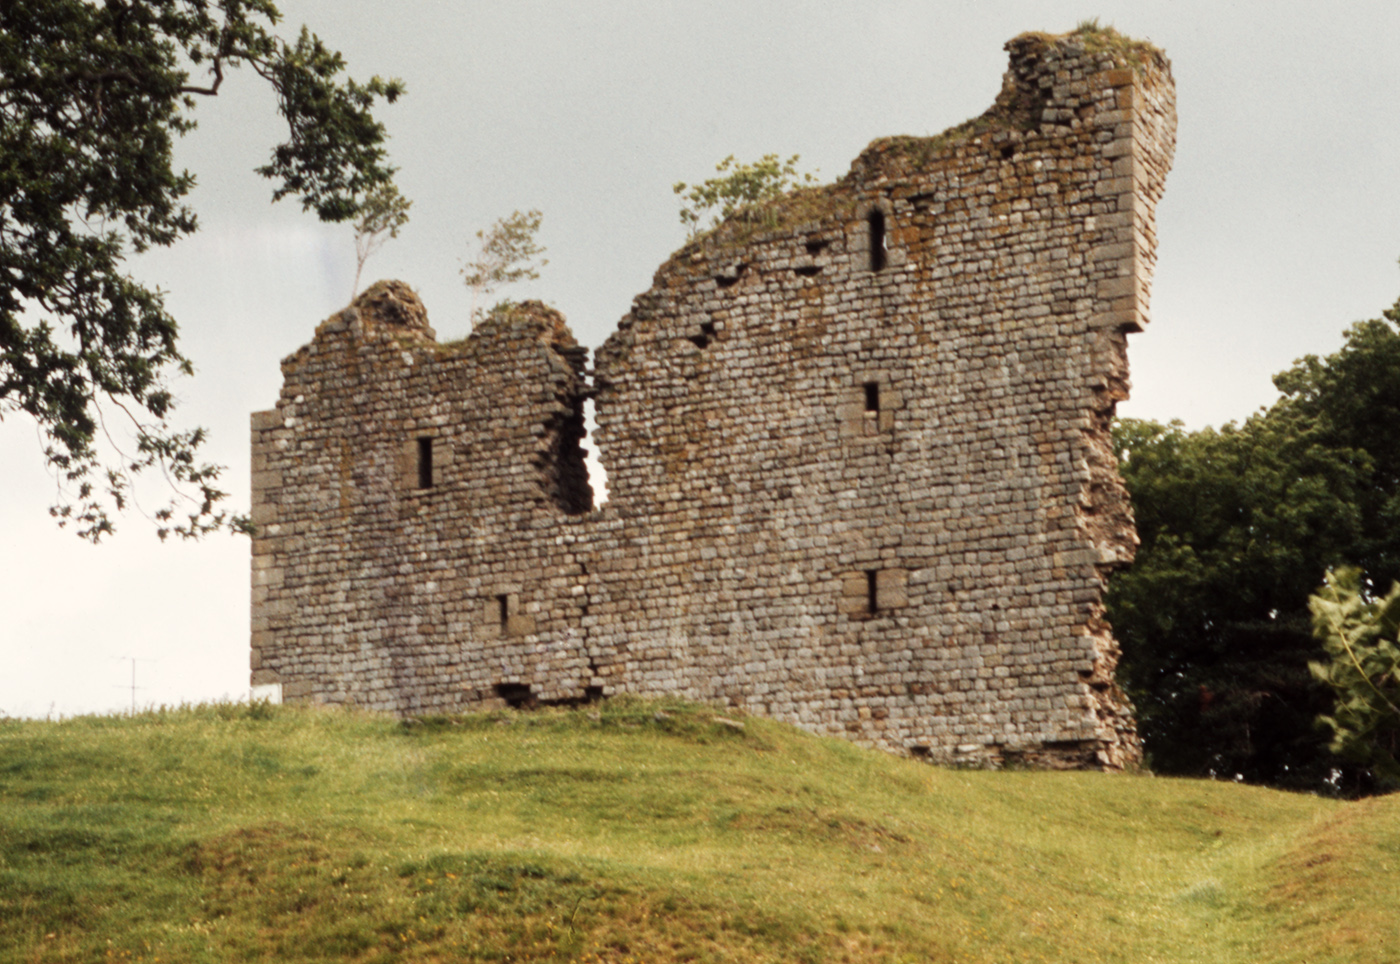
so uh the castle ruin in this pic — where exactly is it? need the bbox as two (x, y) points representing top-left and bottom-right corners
(250, 28), (1176, 769)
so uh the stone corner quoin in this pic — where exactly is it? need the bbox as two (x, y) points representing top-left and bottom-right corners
(249, 28), (1176, 772)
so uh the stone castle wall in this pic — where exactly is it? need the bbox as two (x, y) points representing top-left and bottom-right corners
(251, 30), (1176, 769)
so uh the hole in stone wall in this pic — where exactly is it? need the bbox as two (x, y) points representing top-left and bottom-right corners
(805, 238), (830, 254)
(716, 264), (747, 289)
(794, 264), (822, 277)
(494, 682), (535, 709)
(541, 370), (594, 515)
(866, 569), (879, 615)
(584, 685), (605, 702)
(582, 397), (609, 506)
(868, 209), (887, 272)
(909, 745), (932, 759)
(1000, 144), (1016, 160)
(496, 594), (509, 626)
(687, 320), (717, 349)
(416, 437), (434, 489)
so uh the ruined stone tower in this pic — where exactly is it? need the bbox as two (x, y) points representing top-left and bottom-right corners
(251, 28), (1176, 769)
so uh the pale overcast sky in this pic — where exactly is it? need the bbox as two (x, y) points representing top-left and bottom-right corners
(3, 0), (1399, 717)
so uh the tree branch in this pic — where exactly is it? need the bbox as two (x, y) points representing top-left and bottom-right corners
(179, 55), (224, 96)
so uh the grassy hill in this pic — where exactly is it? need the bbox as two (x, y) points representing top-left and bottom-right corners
(1, 699), (1396, 963)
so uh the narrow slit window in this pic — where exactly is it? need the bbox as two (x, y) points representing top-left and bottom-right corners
(866, 569), (879, 615)
(862, 382), (881, 437)
(496, 594), (509, 626)
(416, 437), (434, 489)
(868, 209), (887, 272)
(864, 382), (880, 413)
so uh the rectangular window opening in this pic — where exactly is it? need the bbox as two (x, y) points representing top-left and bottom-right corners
(863, 382), (880, 413)
(496, 593), (509, 626)
(866, 569), (879, 615)
(416, 436), (434, 489)
(868, 209), (887, 272)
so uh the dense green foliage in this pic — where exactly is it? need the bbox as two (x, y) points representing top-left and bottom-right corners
(0, 0), (402, 539)
(1309, 568), (1400, 785)
(1109, 295), (1400, 795)
(4, 700), (1399, 963)
(1274, 307), (1400, 579)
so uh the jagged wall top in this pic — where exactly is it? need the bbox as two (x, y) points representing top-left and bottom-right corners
(664, 24), (1173, 261)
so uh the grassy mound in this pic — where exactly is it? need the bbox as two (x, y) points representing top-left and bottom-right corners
(1, 699), (1395, 962)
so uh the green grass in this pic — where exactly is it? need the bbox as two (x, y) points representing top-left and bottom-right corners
(1, 699), (1396, 963)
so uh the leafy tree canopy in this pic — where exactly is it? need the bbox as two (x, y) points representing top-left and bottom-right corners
(1275, 304), (1400, 579)
(0, 0), (403, 540)
(1108, 292), (1400, 795)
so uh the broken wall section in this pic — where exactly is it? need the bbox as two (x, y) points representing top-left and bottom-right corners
(587, 28), (1175, 768)
(251, 288), (596, 713)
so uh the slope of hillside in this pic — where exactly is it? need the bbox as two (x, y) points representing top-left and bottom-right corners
(1, 700), (1395, 963)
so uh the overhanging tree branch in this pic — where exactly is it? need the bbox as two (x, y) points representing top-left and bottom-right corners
(178, 54), (224, 95)
(0, 0), (404, 540)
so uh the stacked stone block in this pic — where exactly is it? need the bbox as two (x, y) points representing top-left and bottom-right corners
(252, 29), (1176, 769)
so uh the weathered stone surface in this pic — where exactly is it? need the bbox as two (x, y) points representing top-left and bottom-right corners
(250, 31), (1176, 771)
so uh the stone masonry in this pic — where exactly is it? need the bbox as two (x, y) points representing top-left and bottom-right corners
(251, 28), (1176, 770)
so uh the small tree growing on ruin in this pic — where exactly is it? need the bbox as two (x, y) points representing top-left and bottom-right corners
(351, 182), (412, 299)
(673, 154), (818, 238)
(460, 210), (548, 324)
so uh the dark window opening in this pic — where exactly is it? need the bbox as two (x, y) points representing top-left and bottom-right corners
(868, 209), (887, 272)
(416, 437), (434, 488)
(496, 594), (509, 626)
(687, 320), (717, 349)
(866, 569), (879, 614)
(794, 264), (822, 277)
(584, 685), (605, 702)
(1000, 144), (1016, 160)
(805, 238), (830, 255)
(910, 745), (932, 760)
(494, 682), (535, 709)
(864, 382), (880, 413)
